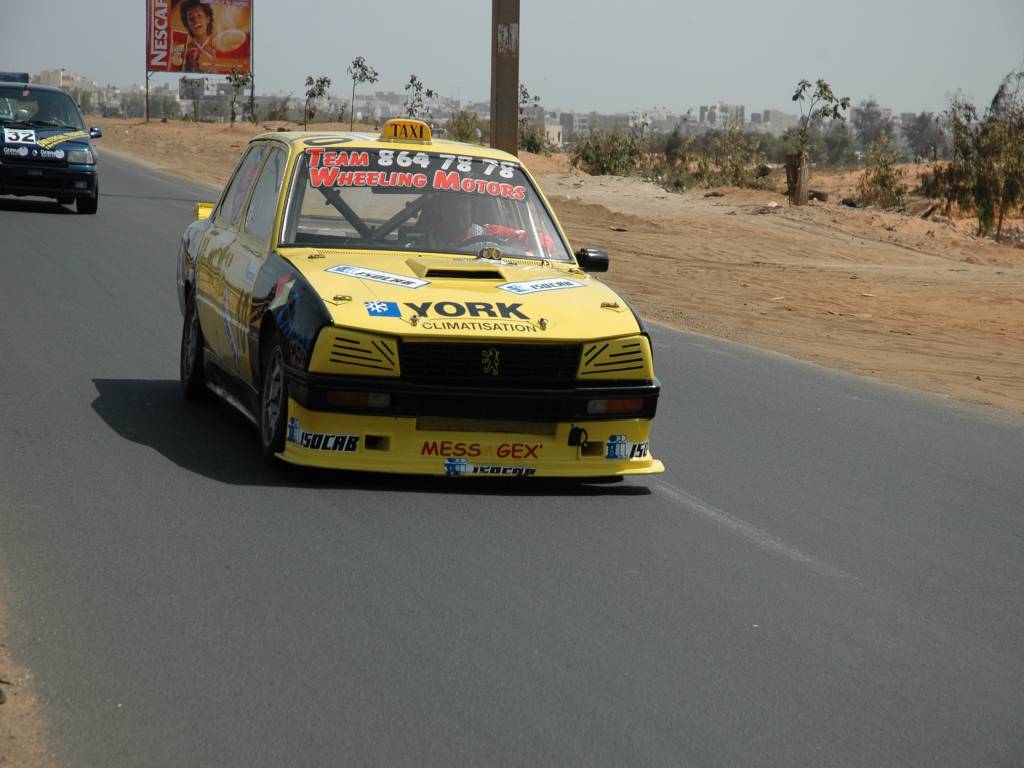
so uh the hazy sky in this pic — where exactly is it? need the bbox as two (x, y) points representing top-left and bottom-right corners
(2, 0), (1022, 115)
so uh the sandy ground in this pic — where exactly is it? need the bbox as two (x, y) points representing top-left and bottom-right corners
(0, 575), (55, 768)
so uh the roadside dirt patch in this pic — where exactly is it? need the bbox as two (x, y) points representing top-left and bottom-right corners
(544, 174), (1024, 414)
(0, 575), (55, 767)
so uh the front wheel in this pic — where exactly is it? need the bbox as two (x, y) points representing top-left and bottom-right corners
(259, 335), (288, 461)
(180, 294), (206, 399)
(76, 182), (98, 214)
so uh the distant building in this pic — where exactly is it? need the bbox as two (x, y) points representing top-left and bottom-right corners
(34, 68), (98, 95)
(544, 123), (563, 147)
(178, 77), (218, 100)
(761, 108), (799, 135)
(558, 112), (591, 141)
(709, 101), (744, 125)
(559, 112), (575, 142)
(592, 113), (630, 132)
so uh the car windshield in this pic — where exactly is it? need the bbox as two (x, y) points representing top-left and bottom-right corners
(281, 147), (571, 262)
(0, 86), (85, 130)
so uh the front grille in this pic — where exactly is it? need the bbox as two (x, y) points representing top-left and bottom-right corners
(400, 342), (581, 388)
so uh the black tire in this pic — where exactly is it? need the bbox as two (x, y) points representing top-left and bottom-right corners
(76, 180), (98, 214)
(259, 333), (289, 461)
(180, 293), (206, 399)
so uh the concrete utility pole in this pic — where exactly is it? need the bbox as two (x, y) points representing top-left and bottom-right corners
(490, 0), (520, 155)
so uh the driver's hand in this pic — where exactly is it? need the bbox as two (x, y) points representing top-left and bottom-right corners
(465, 224), (556, 256)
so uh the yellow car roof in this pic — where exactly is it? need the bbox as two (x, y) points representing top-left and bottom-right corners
(253, 130), (521, 164)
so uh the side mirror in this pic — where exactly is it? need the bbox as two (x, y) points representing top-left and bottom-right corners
(194, 202), (215, 220)
(575, 247), (609, 273)
(89, 127), (103, 139)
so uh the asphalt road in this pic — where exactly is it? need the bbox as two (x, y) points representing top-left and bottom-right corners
(2, 151), (1023, 767)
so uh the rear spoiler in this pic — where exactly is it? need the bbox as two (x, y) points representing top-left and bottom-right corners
(0, 72), (30, 84)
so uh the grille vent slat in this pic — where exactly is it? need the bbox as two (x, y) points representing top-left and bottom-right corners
(579, 338), (650, 378)
(323, 334), (398, 375)
(401, 343), (581, 388)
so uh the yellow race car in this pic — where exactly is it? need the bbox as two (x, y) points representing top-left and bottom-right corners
(176, 119), (663, 478)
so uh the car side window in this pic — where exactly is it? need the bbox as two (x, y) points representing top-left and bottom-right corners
(219, 145), (268, 227)
(243, 147), (287, 244)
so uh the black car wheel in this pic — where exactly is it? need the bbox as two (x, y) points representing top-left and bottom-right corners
(259, 334), (288, 461)
(76, 180), (98, 214)
(180, 293), (206, 399)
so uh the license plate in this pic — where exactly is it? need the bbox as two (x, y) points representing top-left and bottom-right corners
(27, 169), (43, 176)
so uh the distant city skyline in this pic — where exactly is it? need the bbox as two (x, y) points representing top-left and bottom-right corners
(4, 0), (1023, 116)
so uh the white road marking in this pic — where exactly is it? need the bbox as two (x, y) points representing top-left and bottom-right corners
(655, 480), (857, 581)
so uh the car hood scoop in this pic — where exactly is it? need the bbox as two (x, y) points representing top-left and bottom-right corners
(408, 257), (507, 281)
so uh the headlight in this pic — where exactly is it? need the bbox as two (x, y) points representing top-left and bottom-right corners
(67, 149), (95, 165)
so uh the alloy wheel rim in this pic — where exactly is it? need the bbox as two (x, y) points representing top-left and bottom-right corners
(262, 347), (284, 445)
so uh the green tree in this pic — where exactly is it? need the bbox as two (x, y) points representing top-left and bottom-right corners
(569, 128), (645, 175)
(226, 66), (253, 125)
(518, 83), (545, 153)
(792, 79), (851, 158)
(790, 78), (850, 203)
(919, 72), (1024, 241)
(121, 92), (145, 119)
(69, 89), (95, 115)
(347, 56), (379, 130)
(852, 98), (895, 150)
(857, 132), (907, 208)
(979, 72), (1024, 239)
(185, 78), (204, 121)
(820, 120), (858, 166)
(901, 111), (947, 160)
(303, 74), (331, 130)
(404, 74), (435, 120)
(691, 118), (767, 188)
(445, 110), (482, 143)
(263, 93), (292, 122)
(150, 94), (181, 120)
(662, 124), (687, 164)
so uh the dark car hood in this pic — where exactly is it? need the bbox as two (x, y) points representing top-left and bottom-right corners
(1, 126), (91, 163)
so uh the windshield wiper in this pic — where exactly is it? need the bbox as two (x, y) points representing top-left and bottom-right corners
(23, 120), (79, 129)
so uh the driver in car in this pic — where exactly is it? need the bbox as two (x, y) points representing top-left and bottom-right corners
(418, 193), (555, 255)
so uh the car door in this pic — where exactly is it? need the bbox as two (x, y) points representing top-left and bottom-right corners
(221, 144), (288, 386)
(194, 143), (268, 367)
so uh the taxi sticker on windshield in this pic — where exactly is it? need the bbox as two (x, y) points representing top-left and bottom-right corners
(306, 148), (527, 201)
(3, 128), (36, 144)
(36, 131), (88, 150)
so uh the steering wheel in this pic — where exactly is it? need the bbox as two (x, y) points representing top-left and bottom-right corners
(460, 233), (520, 248)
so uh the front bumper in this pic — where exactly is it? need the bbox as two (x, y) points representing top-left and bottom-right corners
(280, 400), (663, 477)
(0, 162), (97, 198)
(280, 369), (663, 477)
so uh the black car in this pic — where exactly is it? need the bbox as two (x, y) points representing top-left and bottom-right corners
(0, 81), (102, 213)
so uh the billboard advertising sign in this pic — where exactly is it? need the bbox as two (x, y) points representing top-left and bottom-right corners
(147, 0), (252, 74)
